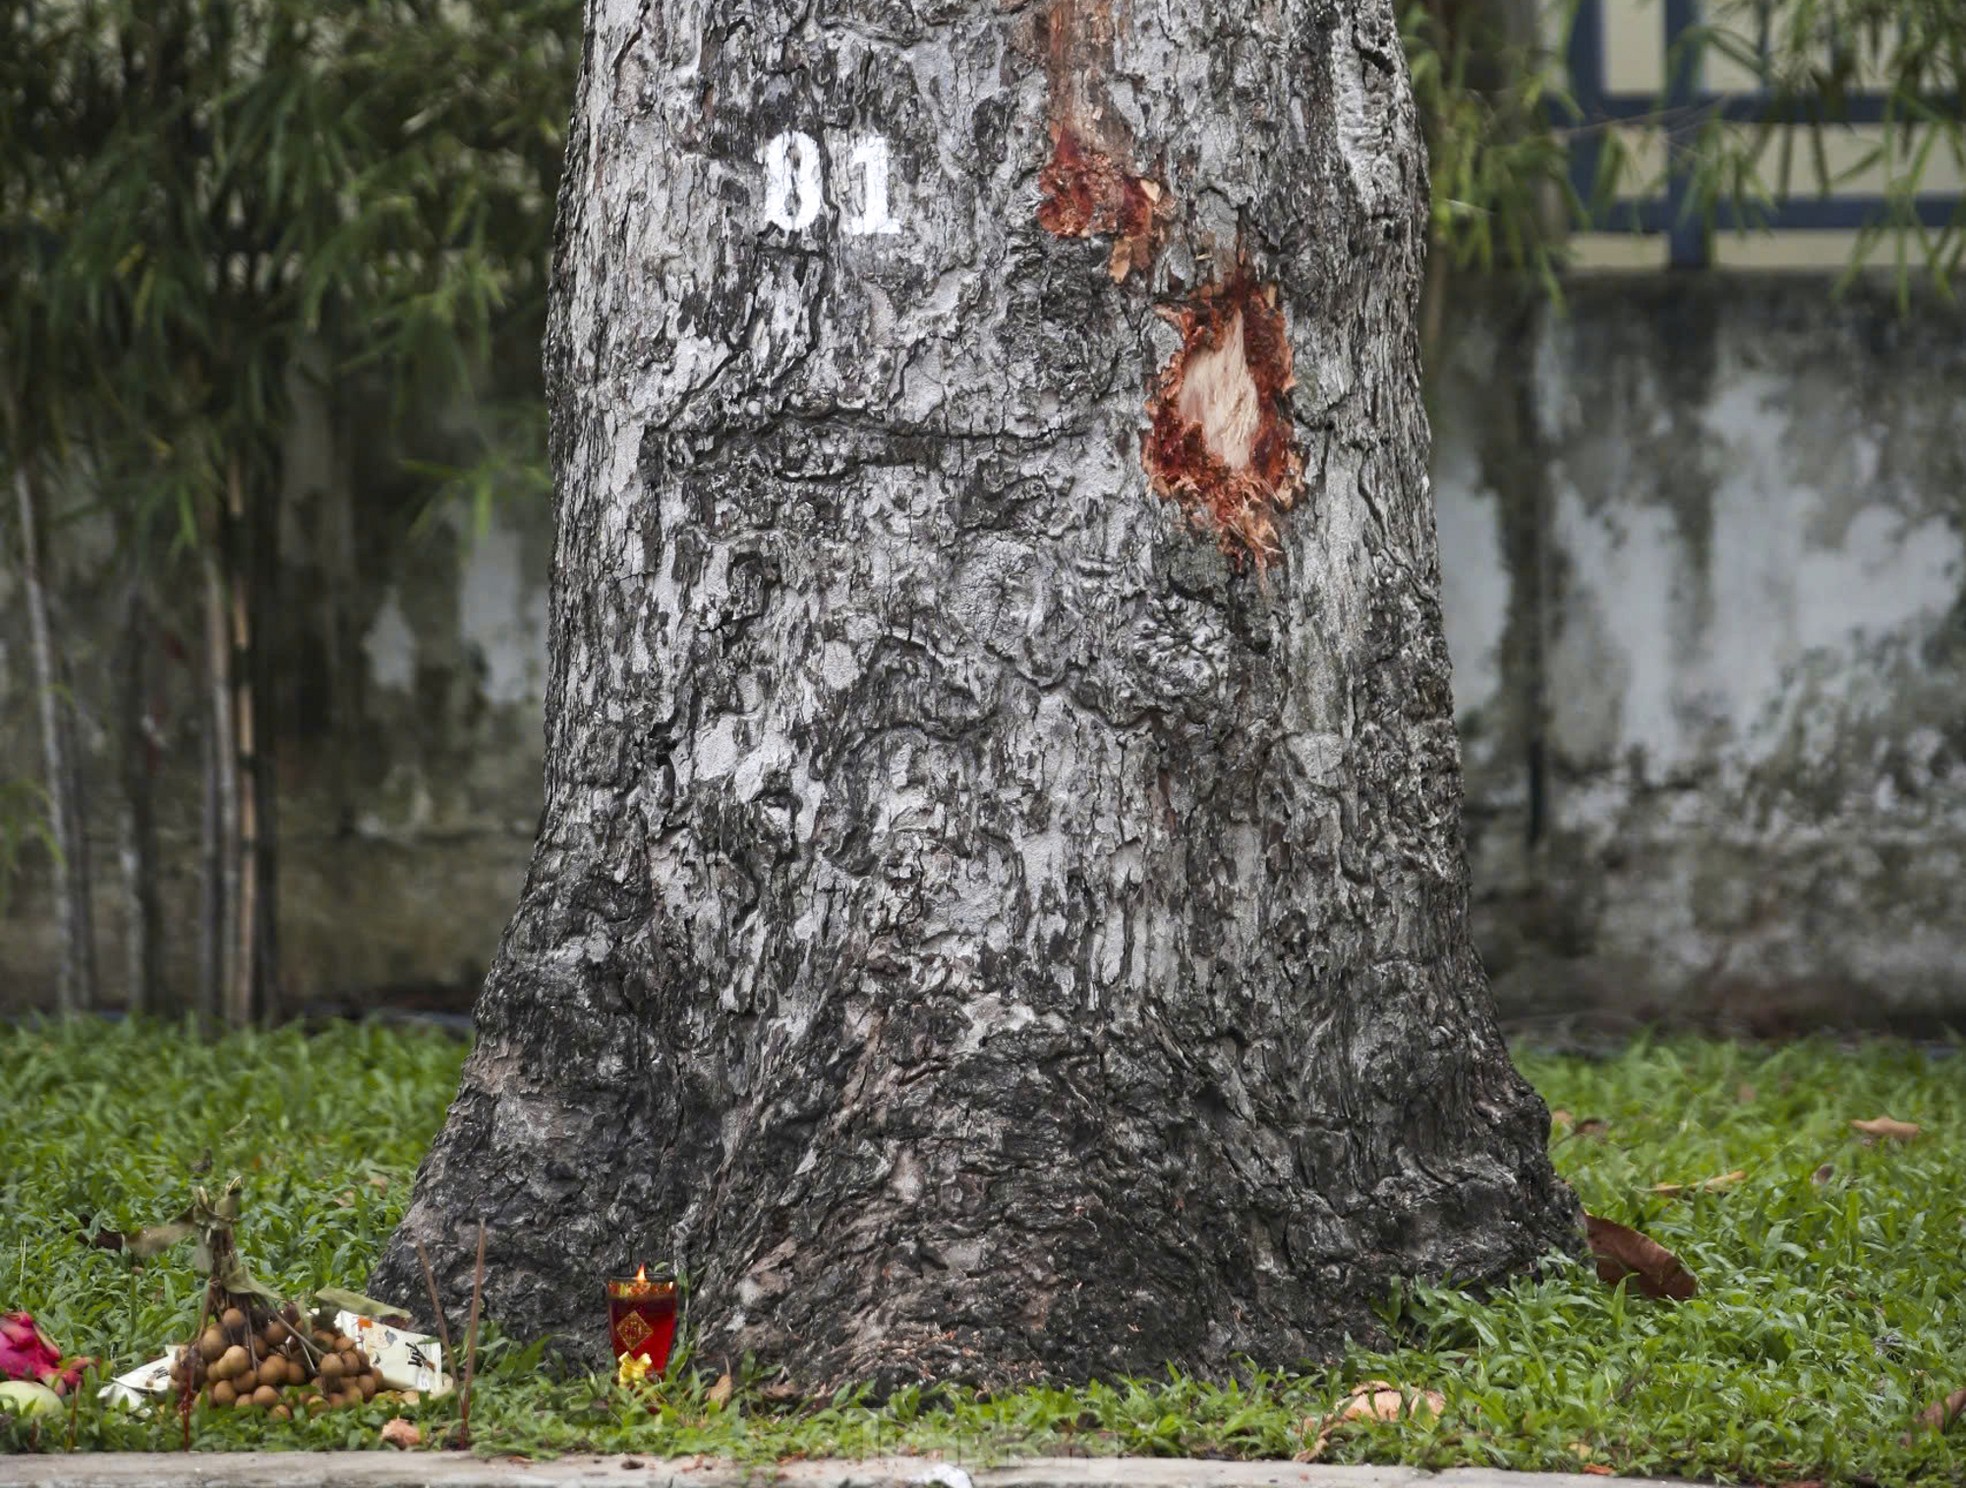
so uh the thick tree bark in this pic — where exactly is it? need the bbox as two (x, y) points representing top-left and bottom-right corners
(378, 0), (1579, 1386)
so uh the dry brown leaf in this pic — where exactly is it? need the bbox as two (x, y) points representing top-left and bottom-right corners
(378, 1417), (421, 1449)
(1551, 1109), (1574, 1129)
(1339, 1380), (1444, 1423)
(1585, 1214), (1698, 1300)
(1851, 1115), (1920, 1142)
(1575, 1117), (1610, 1138)
(1336, 1375), (1446, 1423)
(1650, 1169), (1746, 1198)
(1581, 1465), (1615, 1476)
(1298, 1381), (1442, 1459)
(1293, 1419), (1330, 1463)
(706, 1372), (734, 1407)
(1811, 1163), (1835, 1185)
(1916, 1386), (1966, 1433)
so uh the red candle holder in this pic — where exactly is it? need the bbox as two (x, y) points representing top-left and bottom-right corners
(606, 1266), (678, 1372)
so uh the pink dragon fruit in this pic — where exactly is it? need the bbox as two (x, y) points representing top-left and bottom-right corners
(0, 1313), (87, 1394)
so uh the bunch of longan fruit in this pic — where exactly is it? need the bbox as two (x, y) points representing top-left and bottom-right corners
(168, 1302), (382, 1418)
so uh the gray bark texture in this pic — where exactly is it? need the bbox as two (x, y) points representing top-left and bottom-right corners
(375, 0), (1580, 1387)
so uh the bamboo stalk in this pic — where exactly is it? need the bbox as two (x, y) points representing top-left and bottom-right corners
(199, 541), (237, 1028)
(118, 577), (163, 1017)
(225, 456), (257, 1027)
(11, 451), (98, 1016)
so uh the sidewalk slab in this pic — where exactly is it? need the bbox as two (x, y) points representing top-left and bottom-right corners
(0, 1455), (1696, 1488)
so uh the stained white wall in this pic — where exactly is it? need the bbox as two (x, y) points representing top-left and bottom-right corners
(1435, 277), (1966, 1030)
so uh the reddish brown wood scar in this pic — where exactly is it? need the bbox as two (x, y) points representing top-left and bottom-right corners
(1142, 270), (1303, 567)
(1036, 0), (1165, 280)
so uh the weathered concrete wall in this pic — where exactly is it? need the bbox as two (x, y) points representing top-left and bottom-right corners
(0, 371), (550, 1015)
(1435, 275), (1966, 1035)
(5, 275), (1964, 1029)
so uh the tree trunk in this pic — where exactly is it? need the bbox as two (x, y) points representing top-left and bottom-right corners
(118, 575), (165, 1017)
(377, 0), (1579, 1386)
(12, 454), (98, 1017)
(248, 464), (281, 1022)
(224, 456), (261, 1028)
(198, 541), (236, 1029)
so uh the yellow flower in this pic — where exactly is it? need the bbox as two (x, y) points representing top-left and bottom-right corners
(616, 1351), (652, 1387)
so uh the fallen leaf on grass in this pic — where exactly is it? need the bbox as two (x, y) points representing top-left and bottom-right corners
(1339, 1380), (1444, 1423)
(379, 1417), (421, 1449)
(1581, 1465), (1615, 1476)
(1649, 1170), (1746, 1198)
(1850, 1115), (1920, 1142)
(1575, 1117), (1610, 1138)
(1811, 1163), (1835, 1185)
(1736, 1083), (1757, 1104)
(1915, 1386), (1966, 1434)
(1551, 1109), (1573, 1129)
(706, 1372), (733, 1407)
(1585, 1215), (1697, 1300)
(1295, 1380), (1444, 1460)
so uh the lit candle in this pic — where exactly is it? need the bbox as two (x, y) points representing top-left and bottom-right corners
(605, 1265), (678, 1374)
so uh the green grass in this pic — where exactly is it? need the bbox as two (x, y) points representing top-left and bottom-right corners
(2, 1020), (1962, 1482)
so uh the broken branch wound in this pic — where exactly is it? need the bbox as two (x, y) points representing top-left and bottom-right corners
(1037, 127), (1165, 281)
(1142, 271), (1303, 568)
(1036, 0), (1164, 281)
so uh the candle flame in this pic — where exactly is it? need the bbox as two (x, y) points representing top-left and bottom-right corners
(634, 1264), (648, 1284)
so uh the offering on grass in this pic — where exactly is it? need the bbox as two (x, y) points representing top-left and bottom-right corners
(607, 1265), (678, 1375)
(103, 1308), (449, 1412)
(168, 1301), (383, 1414)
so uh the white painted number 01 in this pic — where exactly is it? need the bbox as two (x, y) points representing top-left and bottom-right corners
(761, 131), (901, 237)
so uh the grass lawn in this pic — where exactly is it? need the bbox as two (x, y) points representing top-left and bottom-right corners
(1, 1020), (1962, 1483)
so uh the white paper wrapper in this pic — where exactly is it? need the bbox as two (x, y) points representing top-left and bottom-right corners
(334, 1310), (451, 1396)
(99, 1311), (451, 1409)
(100, 1352), (177, 1410)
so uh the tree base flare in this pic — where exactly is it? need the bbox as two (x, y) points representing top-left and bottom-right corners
(374, 0), (1584, 1389)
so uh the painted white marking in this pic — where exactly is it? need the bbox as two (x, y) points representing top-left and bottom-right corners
(841, 134), (903, 235)
(761, 130), (824, 231)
